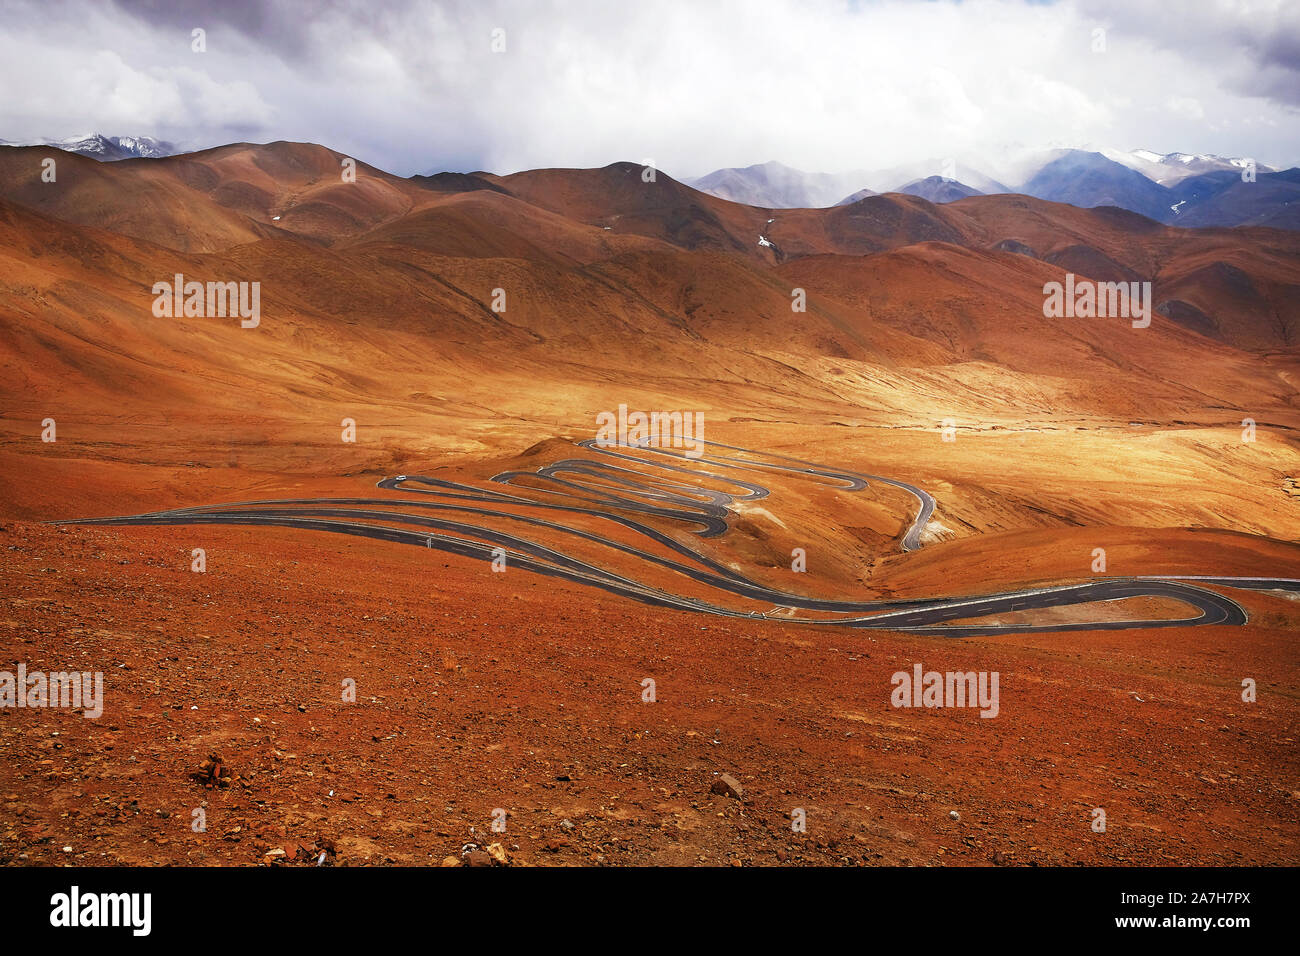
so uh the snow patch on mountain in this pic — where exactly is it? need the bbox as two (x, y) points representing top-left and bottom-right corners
(0, 133), (178, 161)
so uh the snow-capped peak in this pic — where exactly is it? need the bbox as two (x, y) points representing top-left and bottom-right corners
(1103, 148), (1272, 185)
(0, 133), (178, 161)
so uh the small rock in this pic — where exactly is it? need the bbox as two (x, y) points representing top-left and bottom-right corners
(193, 754), (232, 790)
(711, 773), (744, 800)
(949, 810), (961, 821)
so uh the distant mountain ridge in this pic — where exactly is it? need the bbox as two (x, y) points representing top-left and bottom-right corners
(688, 148), (1296, 230)
(3, 133), (1294, 230)
(894, 176), (985, 204)
(687, 158), (1010, 209)
(0, 133), (178, 161)
(687, 161), (867, 209)
(1019, 150), (1298, 230)
(1020, 150), (1175, 222)
(1103, 148), (1273, 186)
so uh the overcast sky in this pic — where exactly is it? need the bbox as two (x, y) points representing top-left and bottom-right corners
(0, 0), (1296, 178)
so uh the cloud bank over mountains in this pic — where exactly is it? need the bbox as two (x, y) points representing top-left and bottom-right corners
(0, 0), (1296, 177)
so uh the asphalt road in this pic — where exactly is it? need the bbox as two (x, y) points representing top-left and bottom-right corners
(63, 439), (1296, 636)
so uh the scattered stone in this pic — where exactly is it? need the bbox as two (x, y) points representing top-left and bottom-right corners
(193, 754), (232, 789)
(440, 855), (462, 867)
(711, 773), (744, 800)
(949, 810), (961, 821)
(486, 842), (508, 866)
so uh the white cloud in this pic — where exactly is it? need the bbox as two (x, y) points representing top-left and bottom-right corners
(0, 15), (273, 139)
(0, 0), (1295, 176)
(1166, 95), (1206, 121)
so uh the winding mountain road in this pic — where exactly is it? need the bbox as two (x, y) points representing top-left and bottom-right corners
(62, 439), (1297, 635)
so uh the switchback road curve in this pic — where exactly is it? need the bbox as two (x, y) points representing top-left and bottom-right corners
(62, 439), (1297, 636)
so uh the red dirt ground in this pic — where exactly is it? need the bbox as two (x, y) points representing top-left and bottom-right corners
(1, 513), (1296, 867)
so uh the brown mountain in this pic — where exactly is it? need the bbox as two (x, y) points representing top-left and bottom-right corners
(0, 141), (1297, 528)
